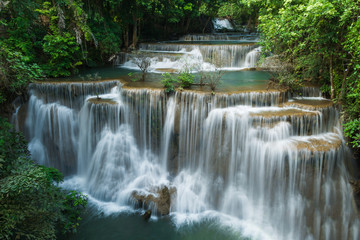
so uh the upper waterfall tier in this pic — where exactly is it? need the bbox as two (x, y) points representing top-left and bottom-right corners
(117, 33), (261, 72)
(179, 33), (258, 42)
(138, 42), (260, 69)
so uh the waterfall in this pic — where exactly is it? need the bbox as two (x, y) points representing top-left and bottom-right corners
(212, 18), (234, 31)
(18, 80), (360, 240)
(116, 33), (261, 71)
(243, 47), (261, 68)
(179, 34), (258, 41)
(161, 97), (176, 170)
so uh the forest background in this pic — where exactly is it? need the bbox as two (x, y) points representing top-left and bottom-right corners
(1, 1), (360, 238)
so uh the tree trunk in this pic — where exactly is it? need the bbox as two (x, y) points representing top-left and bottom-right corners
(184, 17), (191, 34)
(202, 16), (211, 34)
(124, 26), (129, 49)
(131, 15), (138, 48)
(329, 56), (335, 99)
(247, 18), (252, 31)
(138, 19), (141, 43)
(339, 62), (349, 103)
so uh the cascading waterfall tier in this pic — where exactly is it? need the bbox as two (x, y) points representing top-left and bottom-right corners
(116, 33), (261, 71)
(179, 33), (258, 41)
(18, 80), (360, 240)
(140, 43), (258, 69)
(28, 80), (119, 110)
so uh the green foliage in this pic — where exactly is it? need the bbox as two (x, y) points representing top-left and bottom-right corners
(127, 72), (140, 82)
(161, 73), (178, 93)
(0, 0), (253, 78)
(344, 73), (360, 119)
(0, 43), (43, 103)
(344, 119), (360, 148)
(42, 33), (82, 77)
(0, 118), (87, 239)
(0, 0), (94, 78)
(277, 71), (303, 91)
(35, 0), (91, 77)
(177, 72), (194, 88)
(217, 1), (259, 28)
(253, 0), (360, 149)
(61, 190), (88, 234)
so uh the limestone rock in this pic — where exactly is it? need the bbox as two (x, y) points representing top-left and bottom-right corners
(131, 186), (176, 216)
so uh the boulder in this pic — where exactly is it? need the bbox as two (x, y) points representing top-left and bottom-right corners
(132, 185), (176, 216)
(142, 210), (151, 221)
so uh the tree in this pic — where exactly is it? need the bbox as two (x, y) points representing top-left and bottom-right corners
(36, 0), (94, 77)
(133, 52), (151, 81)
(0, 43), (43, 103)
(205, 69), (223, 91)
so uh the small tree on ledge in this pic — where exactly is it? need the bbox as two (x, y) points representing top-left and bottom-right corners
(205, 68), (224, 91)
(133, 52), (151, 81)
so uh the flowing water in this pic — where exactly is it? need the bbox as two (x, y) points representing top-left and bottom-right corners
(212, 18), (234, 31)
(14, 33), (360, 240)
(116, 33), (260, 72)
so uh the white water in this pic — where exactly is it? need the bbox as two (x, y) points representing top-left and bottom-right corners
(19, 81), (360, 240)
(120, 45), (261, 72)
(117, 33), (261, 72)
(179, 34), (258, 42)
(213, 18), (234, 31)
(161, 97), (176, 170)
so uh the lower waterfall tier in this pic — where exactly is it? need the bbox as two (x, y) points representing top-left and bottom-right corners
(16, 81), (359, 240)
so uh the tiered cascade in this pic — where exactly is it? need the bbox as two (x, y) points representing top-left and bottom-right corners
(17, 80), (360, 240)
(116, 34), (261, 71)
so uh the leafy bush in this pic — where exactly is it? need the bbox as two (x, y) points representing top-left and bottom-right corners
(161, 73), (178, 93)
(177, 72), (194, 88)
(0, 43), (43, 103)
(344, 118), (360, 148)
(42, 33), (82, 77)
(0, 118), (87, 239)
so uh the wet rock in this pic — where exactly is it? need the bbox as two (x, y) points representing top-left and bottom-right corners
(157, 186), (171, 215)
(142, 210), (151, 221)
(131, 186), (176, 216)
(350, 180), (360, 211)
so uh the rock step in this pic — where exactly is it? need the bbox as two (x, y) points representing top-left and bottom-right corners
(88, 97), (118, 105)
(283, 98), (333, 110)
(248, 107), (333, 136)
(250, 107), (319, 118)
(291, 133), (342, 152)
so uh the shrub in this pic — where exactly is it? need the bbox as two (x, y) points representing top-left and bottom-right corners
(161, 73), (178, 93)
(344, 118), (360, 148)
(0, 43), (43, 103)
(200, 69), (223, 91)
(0, 118), (87, 239)
(177, 72), (194, 88)
(42, 33), (83, 77)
